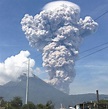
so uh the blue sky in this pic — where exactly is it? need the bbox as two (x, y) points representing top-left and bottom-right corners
(0, 0), (108, 95)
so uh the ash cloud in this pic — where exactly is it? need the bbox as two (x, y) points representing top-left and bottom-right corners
(21, 1), (98, 94)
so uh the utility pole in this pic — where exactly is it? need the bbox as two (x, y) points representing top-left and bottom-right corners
(96, 90), (99, 103)
(96, 90), (99, 109)
(25, 59), (30, 104)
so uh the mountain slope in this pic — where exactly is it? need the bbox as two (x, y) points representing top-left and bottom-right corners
(0, 76), (72, 107)
(0, 75), (108, 107)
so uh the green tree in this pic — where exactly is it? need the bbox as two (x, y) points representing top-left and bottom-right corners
(45, 100), (55, 109)
(22, 102), (36, 109)
(0, 97), (12, 109)
(10, 96), (22, 109)
(36, 103), (45, 109)
(99, 99), (108, 104)
(0, 97), (5, 107)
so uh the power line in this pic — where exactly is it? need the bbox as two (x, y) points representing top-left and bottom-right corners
(80, 41), (108, 54)
(77, 9), (108, 59)
(78, 45), (108, 60)
(94, 10), (108, 21)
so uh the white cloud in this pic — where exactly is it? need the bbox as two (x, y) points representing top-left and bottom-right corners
(34, 67), (42, 75)
(43, 1), (80, 12)
(0, 50), (35, 85)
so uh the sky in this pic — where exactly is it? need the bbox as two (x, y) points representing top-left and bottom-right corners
(0, 0), (108, 95)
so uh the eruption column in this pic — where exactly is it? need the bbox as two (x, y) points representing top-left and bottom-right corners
(21, 1), (98, 94)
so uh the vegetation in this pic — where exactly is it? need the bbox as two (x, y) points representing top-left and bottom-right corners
(22, 102), (36, 109)
(1, 96), (108, 109)
(0, 96), (55, 109)
(99, 99), (108, 104)
(10, 97), (22, 109)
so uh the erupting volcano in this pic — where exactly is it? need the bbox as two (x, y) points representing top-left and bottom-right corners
(21, 1), (98, 94)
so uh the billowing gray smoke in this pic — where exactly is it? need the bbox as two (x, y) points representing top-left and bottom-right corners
(21, 1), (98, 94)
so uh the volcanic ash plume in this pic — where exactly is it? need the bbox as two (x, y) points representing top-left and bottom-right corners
(21, 1), (98, 94)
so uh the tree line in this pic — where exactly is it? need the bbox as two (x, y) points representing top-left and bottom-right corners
(0, 96), (55, 109)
